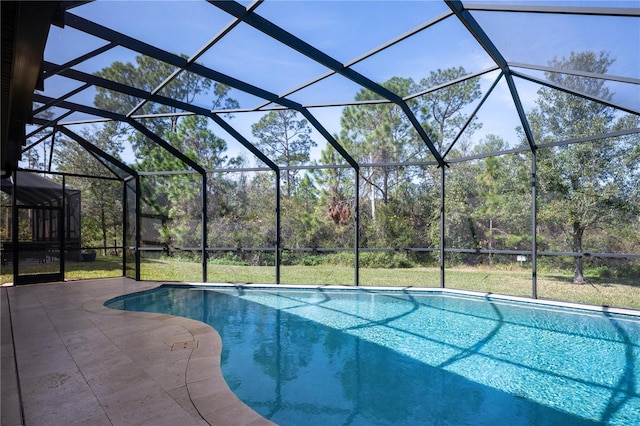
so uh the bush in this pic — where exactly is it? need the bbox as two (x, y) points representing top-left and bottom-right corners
(299, 254), (325, 266)
(277, 251), (420, 268)
(208, 253), (248, 266)
(357, 252), (416, 268)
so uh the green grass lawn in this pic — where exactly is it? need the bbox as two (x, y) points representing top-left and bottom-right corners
(0, 257), (125, 283)
(3, 257), (639, 310)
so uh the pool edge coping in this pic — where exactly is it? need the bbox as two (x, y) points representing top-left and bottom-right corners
(99, 282), (276, 426)
(167, 282), (640, 319)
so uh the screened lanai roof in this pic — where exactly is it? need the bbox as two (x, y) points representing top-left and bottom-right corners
(0, 171), (79, 206)
(3, 0), (640, 176)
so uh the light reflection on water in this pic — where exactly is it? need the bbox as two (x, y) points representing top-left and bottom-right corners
(106, 286), (640, 426)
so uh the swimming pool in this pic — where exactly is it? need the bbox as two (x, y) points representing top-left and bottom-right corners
(105, 285), (640, 425)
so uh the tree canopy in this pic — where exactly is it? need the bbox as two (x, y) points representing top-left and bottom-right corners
(42, 50), (639, 283)
(528, 51), (639, 283)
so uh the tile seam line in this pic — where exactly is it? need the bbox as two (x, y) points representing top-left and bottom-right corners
(40, 291), (115, 425)
(4, 287), (26, 426)
(185, 334), (214, 426)
(156, 311), (226, 425)
(96, 301), (216, 425)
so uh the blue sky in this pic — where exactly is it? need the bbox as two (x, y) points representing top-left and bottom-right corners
(35, 0), (640, 167)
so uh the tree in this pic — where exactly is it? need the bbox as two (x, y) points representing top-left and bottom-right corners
(329, 72), (481, 253)
(471, 136), (532, 258)
(312, 145), (358, 249)
(418, 67), (482, 155)
(93, 55), (240, 251)
(529, 51), (639, 283)
(417, 68), (483, 254)
(94, 54), (238, 169)
(339, 77), (420, 217)
(54, 123), (124, 255)
(251, 110), (316, 198)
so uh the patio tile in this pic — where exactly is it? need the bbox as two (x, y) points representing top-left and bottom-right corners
(4, 278), (273, 426)
(143, 356), (190, 392)
(14, 343), (77, 379)
(20, 367), (104, 426)
(167, 386), (210, 426)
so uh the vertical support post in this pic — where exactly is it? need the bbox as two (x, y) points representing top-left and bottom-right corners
(77, 180), (82, 261)
(48, 132), (55, 173)
(275, 169), (281, 284)
(61, 175), (66, 279)
(201, 172), (207, 283)
(12, 172), (18, 283)
(135, 175), (141, 281)
(354, 169), (360, 286)
(122, 180), (127, 277)
(440, 165), (446, 288)
(531, 149), (538, 299)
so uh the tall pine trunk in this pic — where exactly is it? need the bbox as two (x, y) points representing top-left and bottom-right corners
(572, 221), (586, 284)
(101, 207), (108, 257)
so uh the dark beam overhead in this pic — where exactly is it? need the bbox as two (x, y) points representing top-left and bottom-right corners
(53, 13), (360, 171)
(34, 66), (280, 171)
(209, 0), (445, 167)
(512, 70), (640, 116)
(56, 126), (138, 178)
(7, 0), (639, 180)
(1, 1), (61, 178)
(463, 3), (640, 17)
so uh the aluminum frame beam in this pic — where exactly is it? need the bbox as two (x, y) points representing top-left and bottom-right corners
(443, 71), (504, 159)
(32, 83), (91, 116)
(127, 1), (261, 118)
(405, 66), (500, 102)
(33, 68), (280, 171)
(508, 62), (640, 86)
(33, 117), (127, 180)
(446, 0), (508, 71)
(56, 126), (138, 178)
(126, 120), (209, 282)
(21, 131), (53, 154)
(255, 9), (454, 111)
(512, 70), (640, 116)
(33, 93), (123, 122)
(42, 42), (118, 80)
(445, 1), (538, 150)
(463, 3), (640, 17)
(209, 0), (445, 167)
(126, 120), (205, 174)
(505, 72), (537, 150)
(57, 13), (359, 172)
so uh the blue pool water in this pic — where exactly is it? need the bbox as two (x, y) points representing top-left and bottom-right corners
(105, 286), (640, 425)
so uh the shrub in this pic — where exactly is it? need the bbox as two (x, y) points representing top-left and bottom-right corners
(208, 253), (248, 266)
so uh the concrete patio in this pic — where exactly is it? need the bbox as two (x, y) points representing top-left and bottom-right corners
(1, 278), (275, 426)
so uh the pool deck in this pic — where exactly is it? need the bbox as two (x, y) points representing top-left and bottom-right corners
(1, 278), (275, 426)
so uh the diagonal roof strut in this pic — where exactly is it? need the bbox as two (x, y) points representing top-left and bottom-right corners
(446, 0), (537, 150)
(61, 10), (358, 170)
(208, 0), (445, 167)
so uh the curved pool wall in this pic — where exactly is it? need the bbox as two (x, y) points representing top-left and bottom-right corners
(105, 284), (640, 426)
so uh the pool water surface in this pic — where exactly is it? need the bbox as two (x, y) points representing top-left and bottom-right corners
(105, 285), (640, 425)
